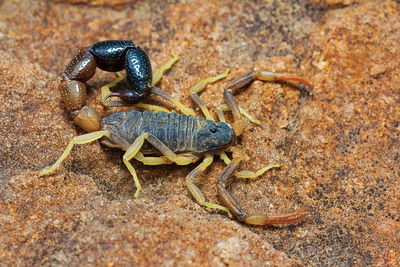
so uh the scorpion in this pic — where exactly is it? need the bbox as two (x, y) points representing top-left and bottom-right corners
(39, 40), (313, 226)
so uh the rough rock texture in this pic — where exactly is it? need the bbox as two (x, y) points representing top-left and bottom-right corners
(1, 0), (399, 266)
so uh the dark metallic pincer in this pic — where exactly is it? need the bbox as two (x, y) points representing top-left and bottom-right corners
(59, 40), (153, 131)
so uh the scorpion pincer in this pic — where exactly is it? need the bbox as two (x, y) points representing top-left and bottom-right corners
(39, 40), (313, 226)
(58, 40), (153, 132)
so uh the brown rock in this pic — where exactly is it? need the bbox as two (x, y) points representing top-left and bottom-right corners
(0, 0), (399, 265)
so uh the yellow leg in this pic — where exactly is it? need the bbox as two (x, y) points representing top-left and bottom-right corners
(101, 72), (124, 104)
(189, 69), (231, 121)
(122, 134), (148, 198)
(38, 131), (110, 176)
(134, 103), (171, 113)
(101, 139), (122, 149)
(186, 155), (232, 216)
(123, 132), (199, 198)
(235, 164), (280, 179)
(150, 87), (196, 116)
(220, 104), (261, 125)
(169, 98), (196, 116)
(140, 133), (198, 165)
(218, 150), (278, 178)
(216, 108), (226, 123)
(190, 69), (230, 94)
(217, 159), (306, 225)
(150, 53), (195, 115)
(190, 93), (215, 121)
(218, 151), (231, 165)
(134, 152), (173, 165)
(152, 53), (179, 86)
(223, 89), (245, 136)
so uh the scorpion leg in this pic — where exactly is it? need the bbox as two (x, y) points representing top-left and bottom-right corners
(222, 70), (314, 134)
(227, 70), (313, 92)
(146, 53), (195, 115)
(216, 160), (307, 225)
(189, 69), (230, 94)
(38, 131), (110, 176)
(219, 104), (261, 125)
(144, 133), (199, 165)
(218, 152), (231, 165)
(234, 146), (280, 179)
(135, 152), (200, 166)
(122, 134), (148, 198)
(187, 69), (260, 126)
(134, 103), (171, 113)
(255, 71), (314, 87)
(134, 152), (173, 165)
(189, 69), (231, 121)
(223, 88), (263, 135)
(223, 88), (246, 136)
(150, 86), (196, 115)
(123, 133), (200, 197)
(190, 93), (214, 121)
(216, 103), (278, 180)
(217, 149), (278, 179)
(234, 164), (280, 179)
(186, 155), (232, 216)
(151, 69), (231, 116)
(216, 108), (226, 123)
(152, 53), (179, 86)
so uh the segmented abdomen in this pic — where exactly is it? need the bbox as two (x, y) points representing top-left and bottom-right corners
(102, 110), (205, 153)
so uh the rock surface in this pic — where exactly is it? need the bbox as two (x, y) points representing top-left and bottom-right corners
(0, 0), (399, 265)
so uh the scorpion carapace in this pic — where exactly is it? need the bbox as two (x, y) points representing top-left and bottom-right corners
(102, 110), (234, 154)
(40, 40), (314, 226)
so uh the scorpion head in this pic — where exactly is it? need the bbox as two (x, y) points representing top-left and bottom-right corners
(193, 122), (235, 153)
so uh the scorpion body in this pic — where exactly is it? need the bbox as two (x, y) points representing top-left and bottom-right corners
(40, 40), (314, 226)
(102, 110), (234, 154)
